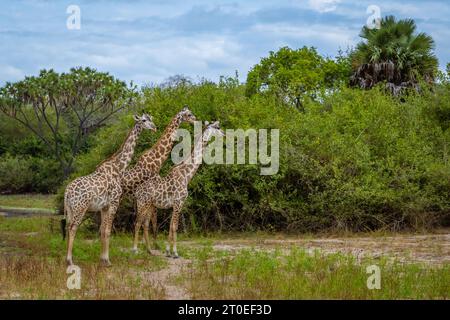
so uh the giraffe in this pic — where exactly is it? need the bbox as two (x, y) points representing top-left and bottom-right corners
(120, 106), (196, 252)
(120, 106), (197, 196)
(133, 121), (224, 258)
(63, 113), (157, 266)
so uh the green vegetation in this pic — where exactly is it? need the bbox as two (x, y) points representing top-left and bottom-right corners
(0, 194), (56, 210)
(0, 216), (448, 299)
(66, 79), (450, 233)
(183, 247), (449, 299)
(0, 67), (138, 191)
(245, 46), (350, 109)
(350, 16), (438, 92)
(0, 15), (449, 233)
(0, 216), (167, 299)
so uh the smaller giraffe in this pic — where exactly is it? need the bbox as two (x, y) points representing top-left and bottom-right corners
(63, 113), (156, 266)
(133, 121), (224, 257)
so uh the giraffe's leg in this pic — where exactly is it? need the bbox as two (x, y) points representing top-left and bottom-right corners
(149, 205), (159, 249)
(66, 206), (87, 266)
(143, 217), (152, 254)
(99, 203), (118, 267)
(168, 203), (182, 258)
(66, 223), (77, 266)
(132, 203), (145, 253)
(165, 226), (172, 257)
(165, 216), (173, 257)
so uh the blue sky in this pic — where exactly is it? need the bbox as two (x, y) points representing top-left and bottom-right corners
(1, 0), (449, 86)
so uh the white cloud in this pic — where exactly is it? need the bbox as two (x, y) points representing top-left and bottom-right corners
(0, 65), (25, 82)
(0, 0), (448, 86)
(138, 35), (245, 79)
(250, 23), (356, 49)
(308, 0), (341, 13)
(89, 54), (131, 68)
(63, 35), (246, 84)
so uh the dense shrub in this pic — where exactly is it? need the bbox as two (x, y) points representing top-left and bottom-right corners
(0, 114), (65, 193)
(0, 154), (34, 193)
(0, 154), (62, 194)
(28, 157), (64, 193)
(59, 78), (450, 232)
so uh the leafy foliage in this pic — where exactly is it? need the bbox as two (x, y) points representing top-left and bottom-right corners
(246, 46), (350, 109)
(0, 153), (61, 193)
(0, 154), (34, 193)
(0, 67), (137, 177)
(350, 16), (438, 94)
(62, 76), (450, 233)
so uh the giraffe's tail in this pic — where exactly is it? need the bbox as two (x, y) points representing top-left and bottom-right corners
(61, 191), (70, 241)
(61, 218), (66, 240)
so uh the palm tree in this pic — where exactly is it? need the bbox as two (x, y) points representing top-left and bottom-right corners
(350, 16), (438, 95)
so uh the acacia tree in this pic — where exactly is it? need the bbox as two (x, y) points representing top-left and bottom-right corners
(245, 46), (350, 110)
(0, 67), (138, 178)
(350, 16), (438, 94)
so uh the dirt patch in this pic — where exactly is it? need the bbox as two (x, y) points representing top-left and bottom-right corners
(139, 250), (190, 300)
(0, 237), (29, 257)
(203, 233), (450, 265)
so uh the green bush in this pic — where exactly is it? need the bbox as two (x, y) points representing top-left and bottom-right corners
(60, 79), (450, 232)
(0, 154), (34, 193)
(28, 157), (64, 193)
(0, 154), (62, 194)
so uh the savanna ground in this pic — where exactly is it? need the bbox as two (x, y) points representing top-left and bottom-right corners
(0, 194), (449, 300)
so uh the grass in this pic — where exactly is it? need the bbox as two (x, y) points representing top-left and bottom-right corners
(0, 215), (449, 299)
(0, 216), (167, 299)
(0, 194), (56, 210)
(0, 256), (165, 299)
(181, 247), (449, 299)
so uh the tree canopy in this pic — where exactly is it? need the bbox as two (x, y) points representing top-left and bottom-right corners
(0, 67), (138, 177)
(245, 46), (350, 109)
(350, 16), (438, 94)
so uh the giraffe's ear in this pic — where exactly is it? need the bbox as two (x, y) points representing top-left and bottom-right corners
(182, 105), (189, 111)
(133, 114), (140, 121)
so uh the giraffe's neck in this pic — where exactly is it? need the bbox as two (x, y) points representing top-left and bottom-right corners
(175, 131), (210, 184)
(139, 115), (182, 171)
(97, 124), (143, 175)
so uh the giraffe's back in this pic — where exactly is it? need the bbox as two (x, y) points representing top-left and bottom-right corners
(65, 172), (117, 213)
(135, 175), (187, 209)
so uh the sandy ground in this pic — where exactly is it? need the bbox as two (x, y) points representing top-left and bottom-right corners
(140, 250), (190, 300)
(200, 233), (450, 266)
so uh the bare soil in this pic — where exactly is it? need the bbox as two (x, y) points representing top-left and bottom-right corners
(202, 233), (450, 265)
(140, 250), (190, 300)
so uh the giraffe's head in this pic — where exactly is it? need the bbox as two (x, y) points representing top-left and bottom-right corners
(133, 113), (157, 132)
(177, 105), (197, 124)
(203, 120), (224, 141)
